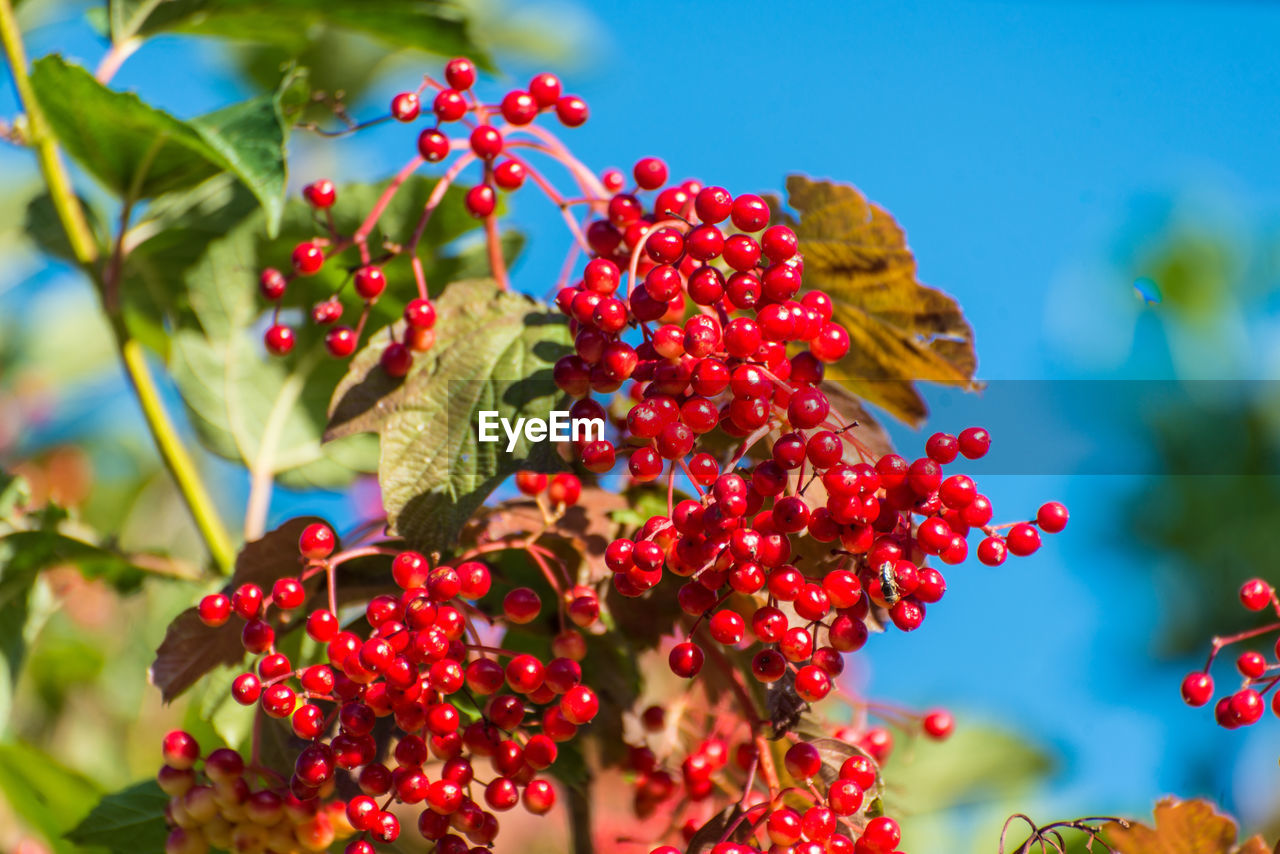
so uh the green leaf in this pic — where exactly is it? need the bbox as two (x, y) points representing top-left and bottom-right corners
(113, 0), (492, 68)
(326, 279), (573, 553)
(65, 779), (170, 853)
(884, 724), (1052, 813)
(29, 55), (291, 233)
(0, 741), (102, 854)
(23, 191), (108, 264)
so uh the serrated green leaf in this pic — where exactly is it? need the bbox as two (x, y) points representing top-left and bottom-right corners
(29, 55), (290, 232)
(65, 779), (170, 853)
(0, 741), (102, 854)
(113, 0), (492, 68)
(326, 279), (572, 553)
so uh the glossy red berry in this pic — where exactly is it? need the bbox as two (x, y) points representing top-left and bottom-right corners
(302, 179), (336, 208)
(299, 522), (336, 560)
(259, 268), (286, 300)
(1240, 578), (1272, 611)
(390, 91), (420, 121)
(198, 594), (231, 627)
(264, 324), (295, 356)
(1036, 501), (1069, 533)
(325, 326), (357, 358)
(923, 709), (954, 739)
(381, 342), (413, 377)
(291, 242), (324, 275)
(529, 72), (562, 107)
(555, 95), (588, 127)
(417, 129), (450, 162)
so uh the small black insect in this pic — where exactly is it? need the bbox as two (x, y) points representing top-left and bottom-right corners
(878, 560), (900, 606)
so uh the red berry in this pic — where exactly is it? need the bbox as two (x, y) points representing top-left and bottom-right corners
(1238, 651), (1266, 679)
(669, 641), (704, 678)
(353, 266), (386, 299)
(302, 179), (335, 208)
(444, 57), (476, 90)
(494, 159), (526, 190)
(1036, 501), (1069, 533)
(390, 92), (420, 122)
(324, 326), (357, 358)
(1006, 523), (1041, 556)
(381, 342), (413, 377)
(197, 593), (231, 627)
(299, 522), (336, 560)
(291, 242), (324, 275)
(515, 470), (547, 495)
(469, 126), (503, 159)
(500, 90), (538, 125)
(162, 731), (200, 769)
(503, 587), (541, 624)
(957, 426), (991, 459)
(529, 72), (562, 107)
(417, 129), (450, 162)
(731, 194), (770, 232)
(555, 95), (588, 127)
(258, 268), (286, 300)
(264, 324), (295, 356)
(1240, 578), (1272, 611)
(923, 709), (954, 739)
(465, 184), (496, 217)
(548, 473), (581, 506)
(633, 157), (668, 190)
(783, 742), (820, 779)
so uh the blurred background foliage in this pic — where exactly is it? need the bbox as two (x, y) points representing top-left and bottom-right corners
(1, 1), (1279, 853)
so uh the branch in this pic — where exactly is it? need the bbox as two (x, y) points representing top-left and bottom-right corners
(567, 784), (594, 854)
(0, 0), (236, 573)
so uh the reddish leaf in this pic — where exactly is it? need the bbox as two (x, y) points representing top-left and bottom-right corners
(461, 486), (626, 582)
(149, 517), (328, 702)
(1103, 798), (1257, 854)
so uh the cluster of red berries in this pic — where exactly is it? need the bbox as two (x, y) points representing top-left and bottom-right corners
(256, 55), (590, 376)
(190, 521), (594, 853)
(1180, 577), (1280, 729)
(157, 731), (356, 854)
(227, 55), (1071, 854)
(621, 701), (955, 854)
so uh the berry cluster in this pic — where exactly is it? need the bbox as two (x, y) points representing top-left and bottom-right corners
(157, 731), (356, 854)
(1180, 577), (1280, 728)
(185, 520), (594, 853)
(255, 56), (590, 375)
(216, 55), (1070, 854)
(619, 698), (954, 854)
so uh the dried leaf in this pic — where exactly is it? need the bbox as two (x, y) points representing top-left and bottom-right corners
(786, 175), (978, 426)
(1235, 836), (1271, 854)
(1103, 798), (1256, 854)
(149, 517), (327, 701)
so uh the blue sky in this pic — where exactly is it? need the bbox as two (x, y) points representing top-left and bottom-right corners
(6, 0), (1280, 844)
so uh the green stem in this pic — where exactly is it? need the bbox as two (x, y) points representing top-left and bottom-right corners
(114, 320), (236, 571)
(0, 0), (236, 573)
